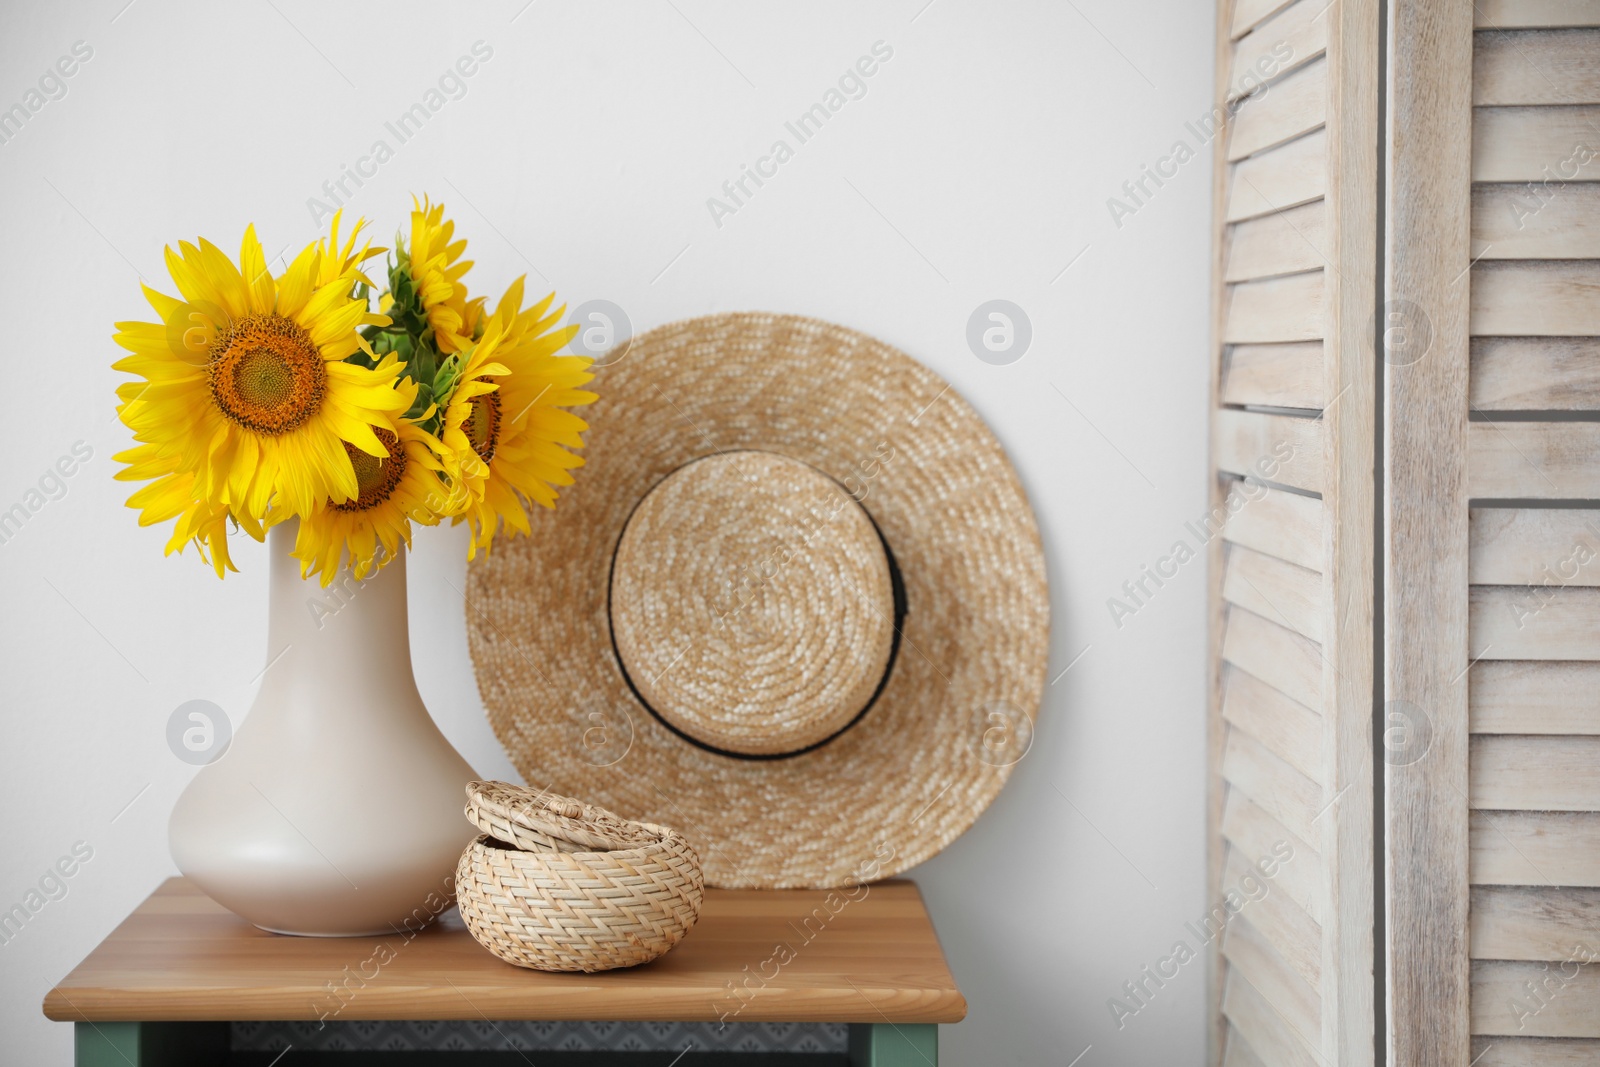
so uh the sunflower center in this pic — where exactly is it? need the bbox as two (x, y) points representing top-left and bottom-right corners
(332, 429), (407, 513)
(209, 315), (327, 435)
(465, 387), (500, 463)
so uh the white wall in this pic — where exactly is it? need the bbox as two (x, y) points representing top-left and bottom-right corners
(0, 1), (1214, 1062)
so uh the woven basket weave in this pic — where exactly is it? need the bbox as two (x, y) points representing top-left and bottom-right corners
(455, 782), (704, 972)
(464, 779), (658, 855)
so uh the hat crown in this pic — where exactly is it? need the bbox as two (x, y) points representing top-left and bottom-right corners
(609, 451), (895, 757)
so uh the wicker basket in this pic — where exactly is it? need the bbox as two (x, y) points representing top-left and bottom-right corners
(463, 778), (658, 854)
(455, 782), (704, 972)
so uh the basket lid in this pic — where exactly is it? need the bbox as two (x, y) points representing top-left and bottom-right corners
(465, 780), (658, 853)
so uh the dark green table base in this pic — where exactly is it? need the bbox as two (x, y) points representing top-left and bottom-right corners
(74, 1022), (938, 1066)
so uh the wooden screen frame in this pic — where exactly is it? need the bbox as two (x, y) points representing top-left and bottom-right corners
(1215, 2), (1600, 1061)
(1207, 0), (1379, 1063)
(1383, 1), (1475, 1063)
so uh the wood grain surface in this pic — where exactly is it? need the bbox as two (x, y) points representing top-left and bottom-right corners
(1213, 409), (1326, 493)
(1222, 662), (1324, 780)
(1223, 544), (1324, 643)
(1229, 0), (1330, 102)
(1473, 105), (1600, 181)
(1385, 1), (1476, 1063)
(1222, 342), (1326, 409)
(1223, 724), (1322, 848)
(1472, 961), (1600, 1037)
(1222, 788), (1324, 917)
(1471, 885), (1600, 960)
(1471, 338), (1600, 409)
(1221, 912), (1321, 1049)
(1472, 184), (1600, 259)
(1224, 270), (1328, 344)
(1475, 0), (1600, 28)
(1469, 421), (1600, 499)
(1471, 810), (1600, 887)
(1226, 129), (1328, 223)
(1474, 28), (1600, 104)
(1223, 968), (1322, 1067)
(1228, 58), (1329, 161)
(1225, 201), (1329, 281)
(43, 878), (965, 1024)
(1469, 660), (1600, 734)
(1222, 605), (1326, 710)
(1220, 481), (1325, 572)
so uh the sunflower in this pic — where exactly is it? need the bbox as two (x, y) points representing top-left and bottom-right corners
(313, 209), (386, 288)
(392, 197), (481, 356)
(291, 368), (458, 586)
(113, 219), (407, 519)
(434, 321), (509, 487)
(440, 278), (594, 559)
(113, 443), (263, 578)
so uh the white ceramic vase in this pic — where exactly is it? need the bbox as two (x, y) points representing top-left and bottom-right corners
(169, 520), (478, 936)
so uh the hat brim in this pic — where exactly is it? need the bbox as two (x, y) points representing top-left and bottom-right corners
(466, 312), (1049, 888)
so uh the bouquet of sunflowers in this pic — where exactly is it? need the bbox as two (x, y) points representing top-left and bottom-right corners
(112, 199), (596, 586)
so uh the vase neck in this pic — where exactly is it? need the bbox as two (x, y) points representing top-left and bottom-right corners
(262, 520), (417, 687)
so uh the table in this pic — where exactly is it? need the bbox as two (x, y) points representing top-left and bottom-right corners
(44, 878), (964, 1065)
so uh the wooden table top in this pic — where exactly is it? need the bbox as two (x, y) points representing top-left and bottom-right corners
(44, 877), (965, 1025)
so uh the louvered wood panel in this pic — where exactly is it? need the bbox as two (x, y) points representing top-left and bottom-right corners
(1210, 2), (1375, 1061)
(1227, 58), (1328, 160)
(1473, 962), (1600, 1037)
(1219, 480), (1323, 571)
(1228, 0), (1329, 101)
(1221, 913), (1321, 1051)
(1224, 201), (1328, 280)
(1213, 409), (1325, 493)
(1221, 606), (1324, 710)
(1222, 342), (1325, 409)
(1222, 545), (1323, 643)
(1474, 106), (1600, 181)
(1224, 270), (1326, 343)
(1464, 26), (1600, 1053)
(1223, 844), (1323, 989)
(1472, 811), (1600, 887)
(1470, 586), (1600, 659)
(1222, 789), (1323, 919)
(1222, 662), (1322, 780)
(1472, 886), (1600, 960)
(1471, 1037), (1600, 1066)
(1469, 422), (1600, 499)
(1471, 735), (1600, 809)
(1474, 29), (1600, 104)
(1473, 185), (1600, 259)
(1223, 726), (1321, 849)
(1222, 969), (1322, 1067)
(1476, 0), (1600, 28)
(1231, 0), (1298, 38)
(1472, 262), (1600, 335)
(1471, 661), (1600, 734)
(1226, 129), (1327, 222)
(1472, 338), (1600, 409)
(1470, 509), (1600, 586)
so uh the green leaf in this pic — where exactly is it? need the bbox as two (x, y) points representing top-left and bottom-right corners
(404, 382), (434, 422)
(432, 352), (463, 398)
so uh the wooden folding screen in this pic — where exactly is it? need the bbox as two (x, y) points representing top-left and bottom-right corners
(1208, 1), (1377, 1064)
(1388, 2), (1600, 1064)
(1211, 0), (1600, 1063)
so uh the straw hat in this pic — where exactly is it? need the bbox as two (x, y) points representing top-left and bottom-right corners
(466, 312), (1049, 889)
